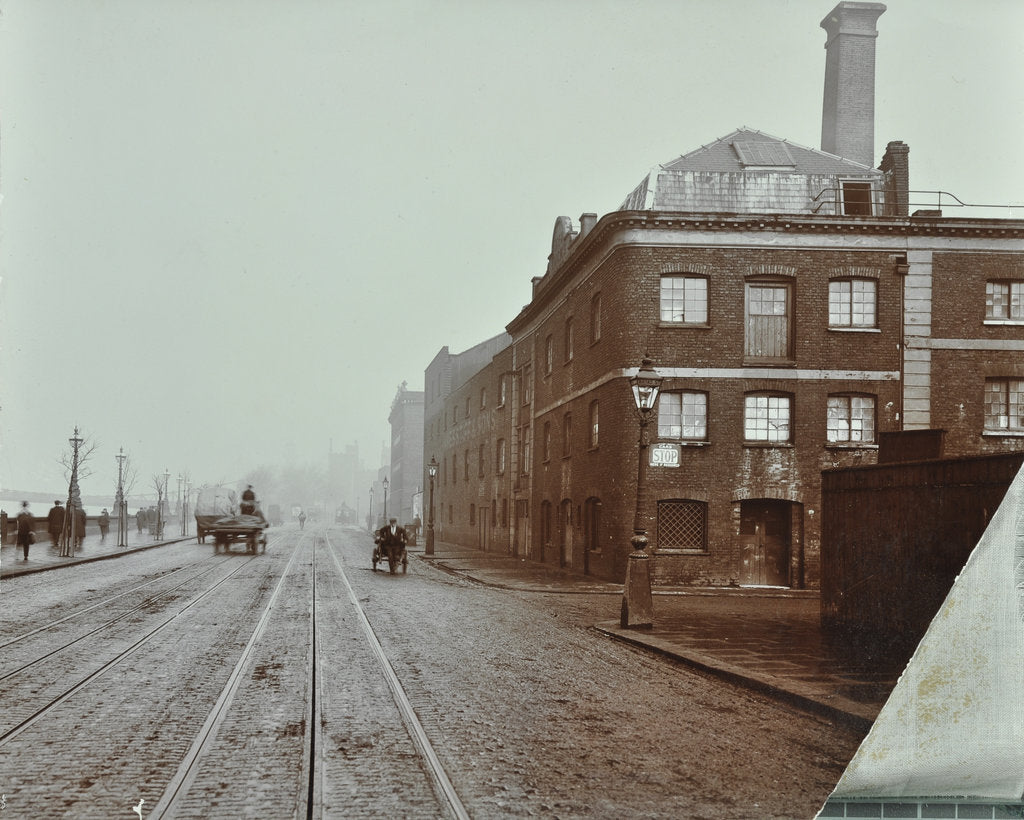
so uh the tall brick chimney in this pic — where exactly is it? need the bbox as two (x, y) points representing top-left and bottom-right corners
(820, 2), (886, 167)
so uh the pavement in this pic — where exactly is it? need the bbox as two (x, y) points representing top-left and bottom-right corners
(0, 528), (901, 733)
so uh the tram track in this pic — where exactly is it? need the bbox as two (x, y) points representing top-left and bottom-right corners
(320, 530), (470, 820)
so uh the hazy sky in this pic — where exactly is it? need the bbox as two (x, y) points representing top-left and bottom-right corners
(1, 0), (1021, 500)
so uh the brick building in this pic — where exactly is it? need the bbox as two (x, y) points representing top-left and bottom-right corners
(421, 2), (1024, 587)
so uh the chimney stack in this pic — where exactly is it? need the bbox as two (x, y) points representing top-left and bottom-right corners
(820, 2), (886, 167)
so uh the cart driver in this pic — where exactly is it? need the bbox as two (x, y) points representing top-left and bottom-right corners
(377, 517), (407, 571)
(240, 485), (257, 516)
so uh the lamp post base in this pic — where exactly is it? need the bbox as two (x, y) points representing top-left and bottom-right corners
(425, 525), (435, 556)
(620, 531), (654, 629)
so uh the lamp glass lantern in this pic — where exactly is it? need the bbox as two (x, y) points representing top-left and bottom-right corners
(630, 357), (662, 414)
(427, 457), (438, 478)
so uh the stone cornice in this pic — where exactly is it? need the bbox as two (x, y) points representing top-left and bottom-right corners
(507, 210), (1024, 334)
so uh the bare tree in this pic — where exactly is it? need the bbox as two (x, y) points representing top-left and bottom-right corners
(59, 428), (99, 556)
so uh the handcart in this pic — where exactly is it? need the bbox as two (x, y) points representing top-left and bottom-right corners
(208, 514), (268, 554)
(372, 535), (407, 574)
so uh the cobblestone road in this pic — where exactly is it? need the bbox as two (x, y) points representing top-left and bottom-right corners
(0, 525), (861, 819)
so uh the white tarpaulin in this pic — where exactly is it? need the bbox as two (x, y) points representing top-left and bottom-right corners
(830, 462), (1024, 799)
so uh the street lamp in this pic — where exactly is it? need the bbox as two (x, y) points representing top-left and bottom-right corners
(368, 485), (374, 532)
(157, 469), (169, 539)
(621, 356), (663, 629)
(116, 448), (127, 548)
(426, 456), (438, 556)
(382, 477), (389, 521)
(64, 427), (84, 557)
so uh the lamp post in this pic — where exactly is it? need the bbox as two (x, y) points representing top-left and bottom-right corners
(426, 456), (438, 556)
(63, 427), (83, 557)
(621, 356), (663, 629)
(157, 469), (169, 539)
(368, 486), (374, 532)
(382, 477), (389, 521)
(116, 448), (127, 548)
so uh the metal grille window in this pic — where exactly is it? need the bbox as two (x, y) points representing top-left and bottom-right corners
(985, 378), (1024, 430)
(660, 275), (708, 324)
(657, 500), (707, 551)
(744, 393), (791, 442)
(827, 395), (876, 443)
(658, 392), (707, 440)
(829, 279), (877, 327)
(986, 281), (1024, 321)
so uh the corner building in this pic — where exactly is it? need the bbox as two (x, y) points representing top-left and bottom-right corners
(423, 2), (1024, 588)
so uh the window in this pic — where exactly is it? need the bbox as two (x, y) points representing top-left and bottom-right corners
(496, 439), (506, 474)
(502, 498), (508, 528)
(470, 504), (476, 526)
(829, 279), (877, 327)
(452, 453), (457, 483)
(465, 396), (471, 418)
(499, 374), (508, 406)
(745, 282), (791, 360)
(589, 401), (599, 449)
(744, 393), (792, 442)
(480, 388), (487, 409)
(986, 281), (1024, 321)
(660, 275), (708, 324)
(562, 413), (572, 457)
(542, 421), (551, 462)
(545, 335), (554, 374)
(520, 424), (531, 473)
(984, 379), (1024, 431)
(841, 181), (873, 216)
(564, 319), (574, 362)
(463, 450), (469, 482)
(478, 443), (485, 477)
(658, 392), (707, 441)
(591, 293), (602, 343)
(827, 395), (876, 443)
(522, 366), (532, 405)
(657, 500), (708, 551)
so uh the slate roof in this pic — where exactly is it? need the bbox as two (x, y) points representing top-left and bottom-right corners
(659, 128), (880, 176)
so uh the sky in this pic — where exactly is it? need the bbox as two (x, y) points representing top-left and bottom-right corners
(1, 0), (1022, 503)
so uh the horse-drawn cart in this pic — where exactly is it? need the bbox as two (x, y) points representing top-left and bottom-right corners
(208, 514), (268, 554)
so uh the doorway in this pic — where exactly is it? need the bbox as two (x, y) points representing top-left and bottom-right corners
(739, 500), (791, 586)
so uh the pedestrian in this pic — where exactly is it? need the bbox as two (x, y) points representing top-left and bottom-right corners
(74, 505), (87, 548)
(47, 499), (65, 547)
(98, 508), (110, 542)
(298, 509), (306, 530)
(376, 517), (407, 574)
(136, 508), (144, 533)
(16, 501), (34, 560)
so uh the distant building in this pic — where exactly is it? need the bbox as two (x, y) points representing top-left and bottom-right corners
(423, 2), (1024, 587)
(387, 383), (424, 526)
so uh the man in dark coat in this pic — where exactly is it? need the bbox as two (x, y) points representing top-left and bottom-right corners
(47, 500), (65, 547)
(17, 501), (34, 560)
(376, 517), (407, 574)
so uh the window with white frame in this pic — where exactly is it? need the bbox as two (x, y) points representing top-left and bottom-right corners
(829, 279), (877, 328)
(986, 281), (1024, 321)
(660, 275), (708, 324)
(658, 391), (707, 441)
(589, 401), (599, 449)
(499, 374), (507, 406)
(827, 394), (876, 443)
(984, 378), (1024, 431)
(744, 393), (792, 442)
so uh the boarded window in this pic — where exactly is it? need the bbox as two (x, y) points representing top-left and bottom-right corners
(745, 283), (791, 360)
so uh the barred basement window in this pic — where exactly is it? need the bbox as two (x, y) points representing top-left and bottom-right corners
(657, 500), (708, 551)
